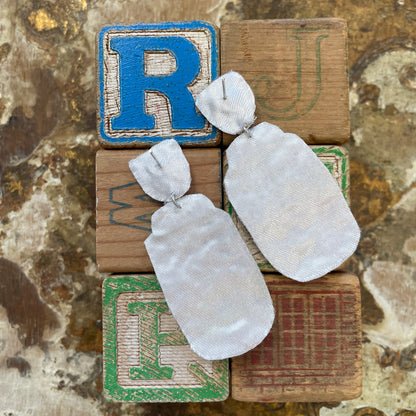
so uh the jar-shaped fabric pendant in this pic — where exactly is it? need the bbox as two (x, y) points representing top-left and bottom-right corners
(129, 139), (274, 360)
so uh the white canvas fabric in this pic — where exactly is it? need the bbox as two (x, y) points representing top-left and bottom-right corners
(195, 71), (255, 134)
(129, 140), (275, 360)
(196, 72), (361, 282)
(129, 138), (191, 202)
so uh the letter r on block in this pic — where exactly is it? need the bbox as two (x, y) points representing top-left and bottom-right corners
(98, 22), (219, 147)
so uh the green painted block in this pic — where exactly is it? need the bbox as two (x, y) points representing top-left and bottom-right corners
(224, 145), (350, 272)
(311, 145), (350, 202)
(102, 275), (229, 402)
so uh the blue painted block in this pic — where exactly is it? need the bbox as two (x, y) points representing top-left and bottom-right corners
(98, 21), (220, 147)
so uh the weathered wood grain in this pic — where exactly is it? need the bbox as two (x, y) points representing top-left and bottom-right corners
(102, 275), (229, 402)
(231, 272), (362, 402)
(221, 19), (350, 145)
(98, 21), (220, 147)
(224, 145), (351, 272)
(96, 148), (222, 273)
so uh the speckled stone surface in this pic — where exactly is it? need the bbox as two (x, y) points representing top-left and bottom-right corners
(0, 1), (415, 415)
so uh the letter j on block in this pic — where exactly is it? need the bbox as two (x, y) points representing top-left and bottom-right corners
(98, 21), (220, 147)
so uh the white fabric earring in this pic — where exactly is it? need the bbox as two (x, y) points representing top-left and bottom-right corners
(129, 139), (275, 360)
(196, 71), (360, 283)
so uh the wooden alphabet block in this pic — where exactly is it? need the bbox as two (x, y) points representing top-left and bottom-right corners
(97, 21), (220, 147)
(96, 148), (222, 273)
(224, 146), (350, 272)
(103, 275), (229, 402)
(221, 19), (350, 145)
(231, 273), (362, 402)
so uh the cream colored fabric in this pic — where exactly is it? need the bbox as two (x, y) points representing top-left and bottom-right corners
(129, 140), (275, 360)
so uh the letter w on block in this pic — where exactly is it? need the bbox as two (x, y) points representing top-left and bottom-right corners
(98, 21), (220, 147)
(102, 275), (229, 402)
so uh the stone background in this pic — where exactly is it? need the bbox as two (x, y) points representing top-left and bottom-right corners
(0, 0), (415, 415)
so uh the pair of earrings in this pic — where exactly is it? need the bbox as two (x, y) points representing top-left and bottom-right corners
(129, 71), (360, 361)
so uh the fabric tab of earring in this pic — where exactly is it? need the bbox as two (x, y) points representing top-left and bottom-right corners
(195, 71), (255, 134)
(129, 139), (275, 360)
(129, 139), (191, 202)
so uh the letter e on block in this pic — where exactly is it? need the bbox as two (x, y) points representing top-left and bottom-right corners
(102, 275), (229, 402)
(98, 21), (220, 147)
